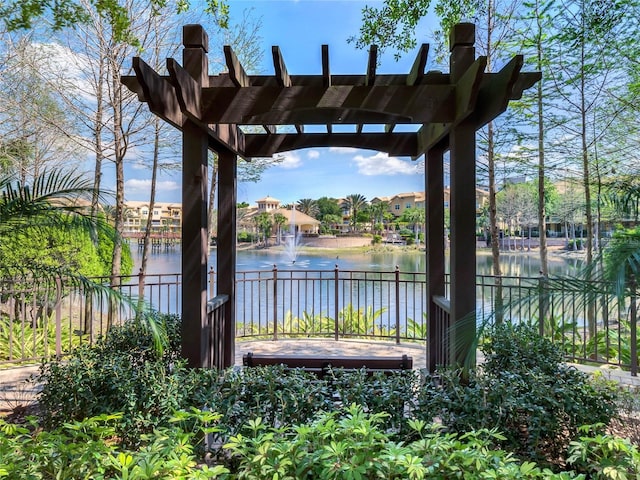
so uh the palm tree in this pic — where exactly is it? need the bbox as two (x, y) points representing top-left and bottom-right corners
(0, 169), (166, 351)
(401, 207), (425, 245)
(369, 201), (390, 234)
(297, 198), (319, 218)
(342, 193), (368, 232)
(273, 212), (287, 245)
(254, 212), (273, 247)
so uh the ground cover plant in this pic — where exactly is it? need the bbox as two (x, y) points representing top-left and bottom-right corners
(2, 315), (638, 478)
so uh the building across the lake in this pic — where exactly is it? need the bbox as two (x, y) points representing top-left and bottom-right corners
(120, 188), (490, 236)
(373, 188), (490, 218)
(239, 196), (321, 235)
(122, 201), (182, 233)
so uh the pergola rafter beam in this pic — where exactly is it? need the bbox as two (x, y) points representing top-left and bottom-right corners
(167, 58), (201, 119)
(322, 45), (331, 87)
(414, 56), (486, 158)
(407, 44), (429, 86)
(272, 46), (291, 87)
(224, 45), (249, 87)
(130, 57), (183, 129)
(366, 45), (378, 86)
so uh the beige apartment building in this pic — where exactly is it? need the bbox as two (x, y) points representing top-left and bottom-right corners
(123, 201), (182, 233)
(373, 188), (489, 218)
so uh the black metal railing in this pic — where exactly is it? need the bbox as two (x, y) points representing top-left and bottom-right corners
(1, 269), (638, 374)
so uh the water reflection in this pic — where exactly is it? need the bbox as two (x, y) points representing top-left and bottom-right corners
(131, 247), (584, 277)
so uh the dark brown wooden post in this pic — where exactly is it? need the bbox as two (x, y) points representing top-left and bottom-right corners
(217, 147), (237, 368)
(426, 144), (446, 372)
(448, 23), (477, 368)
(181, 25), (210, 368)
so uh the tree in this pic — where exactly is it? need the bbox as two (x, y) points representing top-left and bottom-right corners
(369, 201), (391, 234)
(0, 0), (229, 45)
(273, 212), (287, 245)
(0, 169), (127, 280)
(400, 206), (426, 245)
(296, 198), (319, 218)
(253, 211), (273, 247)
(316, 196), (343, 218)
(342, 194), (368, 232)
(545, 0), (639, 265)
(0, 37), (82, 184)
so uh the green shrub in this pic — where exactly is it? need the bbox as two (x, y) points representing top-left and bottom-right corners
(416, 324), (619, 464)
(329, 368), (420, 437)
(225, 404), (578, 479)
(237, 231), (255, 243)
(36, 314), (200, 446)
(197, 365), (331, 440)
(372, 234), (382, 244)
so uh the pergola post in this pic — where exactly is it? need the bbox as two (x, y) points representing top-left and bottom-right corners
(217, 148), (237, 368)
(426, 144), (446, 372)
(448, 24), (477, 368)
(181, 25), (210, 368)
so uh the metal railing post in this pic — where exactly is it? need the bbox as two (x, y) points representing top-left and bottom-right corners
(209, 267), (215, 298)
(55, 277), (62, 359)
(395, 266), (401, 344)
(272, 265), (278, 341)
(334, 264), (339, 341)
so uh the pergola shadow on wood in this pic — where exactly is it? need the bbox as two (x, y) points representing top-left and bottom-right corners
(122, 23), (539, 371)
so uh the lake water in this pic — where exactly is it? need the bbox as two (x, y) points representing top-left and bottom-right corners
(127, 246), (586, 332)
(131, 246), (584, 278)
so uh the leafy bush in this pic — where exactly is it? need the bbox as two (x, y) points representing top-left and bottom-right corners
(193, 365), (331, 442)
(329, 368), (420, 437)
(225, 404), (578, 479)
(416, 324), (619, 464)
(36, 314), (201, 446)
(236, 231), (255, 243)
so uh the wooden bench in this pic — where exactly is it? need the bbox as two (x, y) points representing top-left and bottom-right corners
(242, 352), (413, 377)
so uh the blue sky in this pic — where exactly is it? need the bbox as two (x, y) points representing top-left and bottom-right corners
(122, 0), (439, 205)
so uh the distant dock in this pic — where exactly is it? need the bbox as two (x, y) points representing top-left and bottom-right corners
(122, 232), (180, 252)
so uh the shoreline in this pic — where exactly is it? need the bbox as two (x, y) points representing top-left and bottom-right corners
(234, 240), (586, 260)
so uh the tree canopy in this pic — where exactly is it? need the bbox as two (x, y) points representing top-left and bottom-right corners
(0, 0), (229, 45)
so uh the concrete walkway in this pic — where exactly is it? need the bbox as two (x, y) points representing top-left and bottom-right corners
(2, 339), (639, 416)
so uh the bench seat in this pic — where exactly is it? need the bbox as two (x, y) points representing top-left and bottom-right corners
(242, 352), (413, 376)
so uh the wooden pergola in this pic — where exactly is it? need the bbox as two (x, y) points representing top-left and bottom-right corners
(122, 23), (539, 371)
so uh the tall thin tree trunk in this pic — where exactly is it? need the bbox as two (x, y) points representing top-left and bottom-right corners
(109, 57), (125, 328)
(485, 0), (503, 322)
(535, 0), (548, 276)
(139, 117), (161, 304)
(85, 39), (106, 334)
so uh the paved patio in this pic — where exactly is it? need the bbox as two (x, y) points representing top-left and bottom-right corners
(2, 339), (639, 416)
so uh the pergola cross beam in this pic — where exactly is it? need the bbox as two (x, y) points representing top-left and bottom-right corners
(122, 23), (540, 370)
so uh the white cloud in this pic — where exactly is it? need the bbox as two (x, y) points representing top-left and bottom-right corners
(352, 152), (419, 176)
(329, 147), (358, 154)
(125, 179), (180, 195)
(307, 150), (320, 159)
(278, 152), (303, 169)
